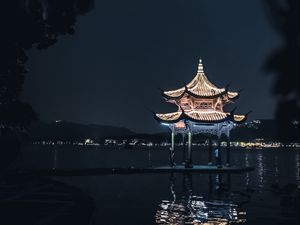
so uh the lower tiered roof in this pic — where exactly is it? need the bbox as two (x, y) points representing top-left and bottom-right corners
(154, 109), (247, 124)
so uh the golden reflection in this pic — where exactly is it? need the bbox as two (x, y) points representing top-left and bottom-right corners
(296, 152), (300, 188)
(244, 153), (250, 187)
(256, 151), (265, 189)
(155, 174), (247, 225)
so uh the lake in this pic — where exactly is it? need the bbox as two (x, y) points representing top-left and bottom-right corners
(20, 145), (300, 225)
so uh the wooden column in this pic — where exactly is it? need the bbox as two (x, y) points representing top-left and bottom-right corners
(208, 137), (212, 165)
(217, 138), (222, 166)
(226, 136), (231, 166)
(186, 131), (193, 168)
(169, 131), (175, 167)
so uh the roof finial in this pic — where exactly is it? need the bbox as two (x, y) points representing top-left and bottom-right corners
(197, 58), (203, 74)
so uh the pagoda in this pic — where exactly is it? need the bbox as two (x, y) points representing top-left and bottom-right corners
(154, 59), (248, 168)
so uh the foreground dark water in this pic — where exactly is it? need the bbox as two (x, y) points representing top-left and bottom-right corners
(21, 146), (300, 225)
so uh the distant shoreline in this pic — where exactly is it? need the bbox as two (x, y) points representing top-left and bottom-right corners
(28, 142), (300, 149)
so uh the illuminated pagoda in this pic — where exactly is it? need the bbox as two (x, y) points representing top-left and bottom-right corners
(154, 59), (248, 168)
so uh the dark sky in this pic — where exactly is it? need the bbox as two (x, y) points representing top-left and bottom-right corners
(21, 0), (281, 133)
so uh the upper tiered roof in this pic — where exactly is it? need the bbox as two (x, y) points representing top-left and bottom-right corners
(162, 59), (239, 100)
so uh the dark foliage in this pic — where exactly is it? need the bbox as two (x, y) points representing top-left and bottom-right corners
(0, 0), (94, 134)
(0, 0), (94, 170)
(262, 0), (299, 142)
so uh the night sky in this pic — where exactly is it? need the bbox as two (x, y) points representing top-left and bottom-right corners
(21, 0), (281, 133)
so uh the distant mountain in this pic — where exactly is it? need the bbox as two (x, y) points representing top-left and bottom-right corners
(28, 119), (299, 143)
(104, 119), (299, 143)
(28, 121), (135, 142)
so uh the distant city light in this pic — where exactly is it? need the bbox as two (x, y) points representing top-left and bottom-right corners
(32, 139), (300, 149)
(84, 138), (94, 145)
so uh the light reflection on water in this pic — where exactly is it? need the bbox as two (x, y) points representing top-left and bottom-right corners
(296, 152), (300, 188)
(274, 155), (279, 185)
(155, 174), (247, 225)
(244, 153), (250, 188)
(256, 151), (265, 189)
(21, 146), (300, 224)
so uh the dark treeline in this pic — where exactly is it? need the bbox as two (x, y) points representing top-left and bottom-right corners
(262, 0), (299, 142)
(0, 0), (94, 169)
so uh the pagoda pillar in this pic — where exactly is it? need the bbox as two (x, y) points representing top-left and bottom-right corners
(208, 137), (213, 165)
(217, 138), (222, 167)
(226, 136), (231, 167)
(170, 131), (175, 167)
(186, 131), (193, 168)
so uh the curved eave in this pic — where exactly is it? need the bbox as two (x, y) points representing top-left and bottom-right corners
(228, 95), (239, 101)
(228, 92), (240, 101)
(231, 114), (247, 124)
(162, 90), (185, 100)
(153, 112), (184, 124)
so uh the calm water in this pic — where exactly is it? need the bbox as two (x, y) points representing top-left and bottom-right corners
(21, 146), (300, 225)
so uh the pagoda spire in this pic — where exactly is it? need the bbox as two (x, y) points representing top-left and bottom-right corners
(161, 58), (239, 100)
(197, 58), (204, 74)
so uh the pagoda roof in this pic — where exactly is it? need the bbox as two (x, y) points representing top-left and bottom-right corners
(154, 109), (247, 124)
(162, 60), (239, 100)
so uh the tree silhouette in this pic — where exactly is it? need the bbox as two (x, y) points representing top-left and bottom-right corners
(0, 0), (94, 134)
(262, 0), (299, 142)
(0, 0), (94, 169)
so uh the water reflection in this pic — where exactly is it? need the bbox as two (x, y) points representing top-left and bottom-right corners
(274, 155), (279, 185)
(256, 151), (265, 189)
(244, 153), (250, 188)
(296, 152), (300, 188)
(155, 174), (247, 225)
